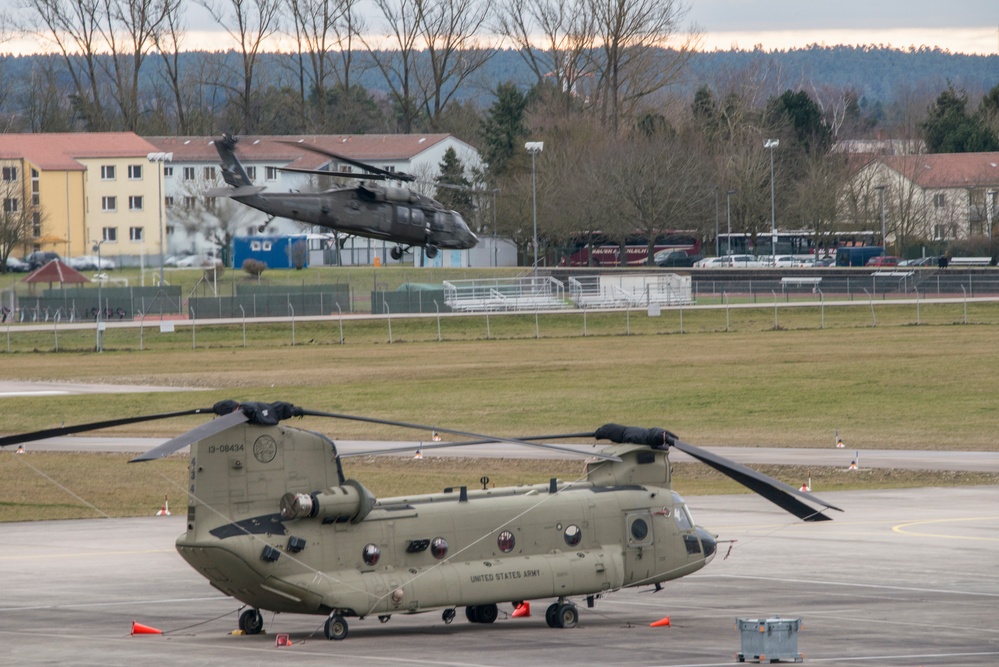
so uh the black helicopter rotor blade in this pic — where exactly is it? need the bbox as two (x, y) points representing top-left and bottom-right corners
(670, 438), (843, 522)
(129, 410), (250, 463)
(277, 141), (415, 182)
(342, 431), (599, 458)
(299, 410), (621, 461)
(0, 408), (216, 448)
(277, 166), (392, 181)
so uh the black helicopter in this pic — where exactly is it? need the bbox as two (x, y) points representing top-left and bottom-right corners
(211, 134), (478, 260)
(1, 401), (841, 641)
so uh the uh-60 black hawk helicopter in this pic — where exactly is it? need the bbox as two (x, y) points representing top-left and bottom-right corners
(1, 401), (842, 641)
(210, 134), (478, 260)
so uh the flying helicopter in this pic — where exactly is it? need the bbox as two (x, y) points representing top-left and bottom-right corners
(209, 134), (478, 260)
(0, 400), (842, 641)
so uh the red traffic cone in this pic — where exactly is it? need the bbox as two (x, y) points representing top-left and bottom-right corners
(156, 495), (171, 516)
(512, 602), (531, 618)
(650, 616), (671, 628)
(131, 621), (163, 635)
(275, 633), (292, 647)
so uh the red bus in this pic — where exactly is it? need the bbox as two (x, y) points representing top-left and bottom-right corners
(562, 231), (700, 267)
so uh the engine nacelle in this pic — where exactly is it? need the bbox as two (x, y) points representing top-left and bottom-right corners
(280, 479), (376, 523)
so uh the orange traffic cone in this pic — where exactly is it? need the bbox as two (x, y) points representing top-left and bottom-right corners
(275, 633), (292, 647)
(512, 602), (531, 618)
(156, 495), (171, 516)
(413, 449), (423, 460)
(131, 621), (163, 635)
(650, 615), (671, 628)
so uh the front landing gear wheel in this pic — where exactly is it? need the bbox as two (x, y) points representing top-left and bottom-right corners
(239, 608), (263, 635)
(324, 614), (348, 641)
(425, 245), (438, 259)
(545, 602), (560, 628)
(391, 246), (403, 260)
(442, 608), (456, 624)
(555, 603), (578, 629)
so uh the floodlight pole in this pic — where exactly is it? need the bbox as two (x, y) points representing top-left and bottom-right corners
(726, 189), (736, 255)
(525, 141), (544, 275)
(875, 185), (887, 252)
(764, 139), (779, 264)
(93, 239), (104, 353)
(147, 152), (173, 286)
(987, 189), (996, 239)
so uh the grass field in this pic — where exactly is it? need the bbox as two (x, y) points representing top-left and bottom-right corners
(2, 280), (998, 522)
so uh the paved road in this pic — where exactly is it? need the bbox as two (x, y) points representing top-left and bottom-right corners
(2, 486), (997, 666)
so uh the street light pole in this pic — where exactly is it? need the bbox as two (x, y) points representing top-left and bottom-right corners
(147, 152), (173, 286)
(875, 185), (887, 252)
(764, 139), (779, 263)
(525, 142), (544, 275)
(726, 189), (736, 255)
(987, 189), (996, 239)
(93, 239), (104, 353)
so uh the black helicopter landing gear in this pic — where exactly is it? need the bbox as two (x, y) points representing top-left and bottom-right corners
(442, 608), (457, 624)
(324, 613), (349, 640)
(257, 215), (276, 234)
(464, 603), (498, 624)
(545, 600), (578, 629)
(238, 608), (264, 635)
(390, 245), (406, 260)
(424, 245), (439, 259)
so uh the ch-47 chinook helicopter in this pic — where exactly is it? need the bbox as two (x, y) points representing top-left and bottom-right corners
(1, 400), (841, 641)
(210, 135), (478, 260)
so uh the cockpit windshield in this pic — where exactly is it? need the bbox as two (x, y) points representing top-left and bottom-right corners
(672, 491), (694, 531)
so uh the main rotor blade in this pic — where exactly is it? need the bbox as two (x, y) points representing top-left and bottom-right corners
(277, 166), (392, 181)
(277, 141), (415, 182)
(671, 438), (843, 521)
(0, 408), (215, 448)
(342, 431), (599, 458)
(300, 410), (620, 461)
(130, 410), (249, 462)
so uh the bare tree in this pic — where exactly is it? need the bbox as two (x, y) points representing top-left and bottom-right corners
(496, 0), (595, 119)
(365, 0), (424, 132)
(199, 0), (282, 132)
(0, 175), (38, 273)
(588, 0), (699, 133)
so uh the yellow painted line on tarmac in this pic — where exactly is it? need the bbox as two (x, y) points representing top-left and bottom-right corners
(892, 515), (999, 541)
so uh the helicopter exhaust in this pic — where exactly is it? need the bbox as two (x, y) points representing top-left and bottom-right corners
(280, 479), (376, 524)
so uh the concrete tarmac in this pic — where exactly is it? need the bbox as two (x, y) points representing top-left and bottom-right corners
(2, 486), (997, 666)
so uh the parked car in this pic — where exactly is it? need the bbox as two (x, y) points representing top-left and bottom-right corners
(5, 256), (29, 272)
(774, 255), (810, 267)
(24, 251), (60, 270)
(695, 254), (765, 268)
(654, 250), (703, 267)
(813, 255), (835, 267)
(899, 256), (936, 267)
(69, 255), (115, 271)
(867, 255), (900, 267)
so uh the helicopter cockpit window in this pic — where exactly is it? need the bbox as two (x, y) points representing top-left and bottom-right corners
(396, 206), (410, 225)
(362, 543), (380, 566)
(411, 208), (424, 227)
(563, 524), (582, 547)
(672, 491), (694, 531)
(497, 530), (515, 553)
(431, 537), (448, 559)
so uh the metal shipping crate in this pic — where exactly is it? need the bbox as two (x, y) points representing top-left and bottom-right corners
(737, 617), (803, 663)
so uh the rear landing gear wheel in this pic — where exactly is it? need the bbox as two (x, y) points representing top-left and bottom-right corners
(239, 608), (264, 635)
(545, 602), (560, 628)
(391, 246), (403, 260)
(324, 614), (348, 641)
(465, 603), (498, 623)
(442, 608), (456, 624)
(425, 245), (438, 259)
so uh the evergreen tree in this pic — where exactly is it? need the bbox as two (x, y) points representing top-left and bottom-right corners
(478, 82), (528, 177)
(766, 90), (832, 155)
(923, 85), (999, 153)
(435, 147), (475, 221)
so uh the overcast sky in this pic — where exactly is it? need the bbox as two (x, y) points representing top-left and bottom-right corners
(2, 0), (998, 56)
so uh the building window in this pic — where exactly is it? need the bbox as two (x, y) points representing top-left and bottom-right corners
(265, 166), (278, 180)
(163, 166), (173, 177)
(933, 193), (946, 208)
(383, 165), (396, 172)
(183, 166), (195, 181)
(246, 166), (256, 181)
(2, 166), (17, 181)
(183, 196), (196, 209)
(3, 197), (18, 213)
(203, 166), (216, 181)
(31, 194), (39, 207)
(101, 165), (116, 180)
(164, 196), (174, 207)
(129, 195), (143, 211)
(165, 225), (175, 235)
(128, 164), (142, 180)
(102, 227), (118, 242)
(129, 226), (144, 241)
(101, 196), (117, 212)
(32, 212), (41, 237)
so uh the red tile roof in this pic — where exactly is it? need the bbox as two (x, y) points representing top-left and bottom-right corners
(145, 134), (455, 169)
(21, 259), (90, 284)
(878, 152), (999, 189)
(0, 133), (160, 171)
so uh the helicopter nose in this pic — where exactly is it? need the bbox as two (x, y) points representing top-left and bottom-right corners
(696, 527), (717, 564)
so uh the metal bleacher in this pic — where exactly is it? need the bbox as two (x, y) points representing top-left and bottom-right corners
(443, 276), (570, 311)
(568, 274), (693, 308)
